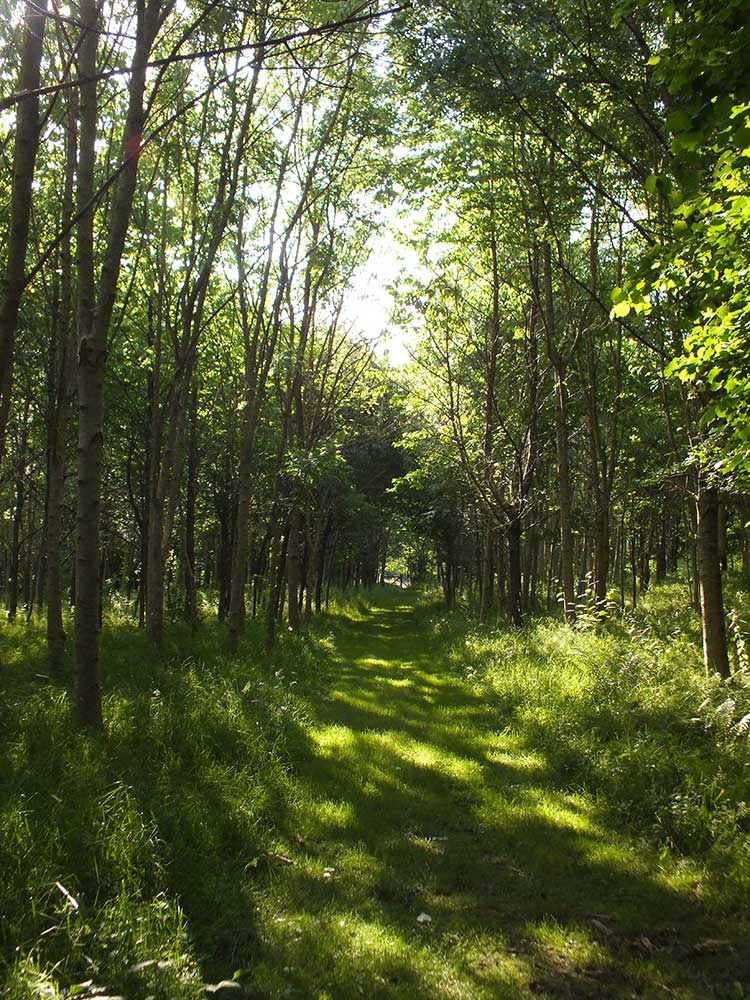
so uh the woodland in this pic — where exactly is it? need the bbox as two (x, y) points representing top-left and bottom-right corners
(2, 1), (750, 998)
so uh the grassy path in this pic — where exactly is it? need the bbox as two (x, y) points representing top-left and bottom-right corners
(249, 591), (748, 999)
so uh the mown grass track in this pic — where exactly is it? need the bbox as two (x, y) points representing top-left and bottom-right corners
(3, 587), (749, 999)
(250, 589), (750, 999)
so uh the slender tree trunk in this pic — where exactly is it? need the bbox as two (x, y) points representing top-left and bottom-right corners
(145, 517), (167, 644)
(265, 529), (283, 648)
(315, 515), (332, 613)
(138, 301), (158, 628)
(507, 517), (523, 626)
(0, 0), (49, 459)
(697, 486), (730, 677)
(655, 503), (668, 582)
(286, 507), (302, 631)
(75, 0), (162, 725)
(639, 526), (652, 593)
(228, 438), (253, 647)
(73, 0), (105, 725)
(7, 401), (30, 622)
(717, 502), (728, 571)
(683, 500), (701, 612)
(46, 92), (77, 670)
(740, 503), (750, 575)
(593, 502), (610, 606)
(542, 243), (575, 622)
(304, 516), (322, 622)
(146, 381), (188, 644)
(479, 517), (494, 621)
(184, 385), (199, 628)
(217, 505), (233, 622)
(23, 485), (36, 614)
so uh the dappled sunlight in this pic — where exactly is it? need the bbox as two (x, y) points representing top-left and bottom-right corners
(510, 787), (598, 835)
(302, 796), (358, 834)
(5, 589), (748, 998)
(243, 592), (750, 998)
(365, 729), (485, 783)
(311, 723), (357, 753)
(484, 746), (548, 775)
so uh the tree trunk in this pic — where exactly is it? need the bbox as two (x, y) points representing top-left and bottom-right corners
(286, 507), (302, 631)
(593, 501), (610, 606)
(697, 486), (730, 677)
(740, 503), (750, 575)
(542, 243), (575, 622)
(265, 528), (283, 648)
(315, 515), (332, 613)
(228, 436), (253, 648)
(507, 517), (523, 626)
(75, 0), (161, 726)
(717, 502), (728, 571)
(46, 91), (77, 670)
(304, 516), (322, 622)
(146, 381), (188, 644)
(217, 509), (233, 622)
(73, 0), (105, 726)
(479, 516), (494, 621)
(184, 385), (199, 629)
(0, 0), (49, 459)
(7, 401), (30, 622)
(655, 503), (668, 582)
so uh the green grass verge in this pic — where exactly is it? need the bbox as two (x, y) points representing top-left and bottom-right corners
(0, 617), (313, 998)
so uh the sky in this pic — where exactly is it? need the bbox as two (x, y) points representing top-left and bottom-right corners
(341, 228), (426, 367)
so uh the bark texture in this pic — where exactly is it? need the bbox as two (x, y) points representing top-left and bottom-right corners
(697, 486), (730, 678)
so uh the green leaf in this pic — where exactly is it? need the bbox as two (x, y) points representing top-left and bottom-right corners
(666, 110), (692, 134)
(611, 300), (631, 319)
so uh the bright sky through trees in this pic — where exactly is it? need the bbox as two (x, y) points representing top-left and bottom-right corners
(343, 227), (421, 365)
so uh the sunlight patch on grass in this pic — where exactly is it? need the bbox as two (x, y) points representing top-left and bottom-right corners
(4, 956), (64, 1000)
(312, 724), (356, 753)
(531, 791), (597, 834)
(303, 797), (357, 833)
(484, 747), (547, 775)
(479, 786), (597, 837)
(333, 841), (383, 887)
(653, 855), (706, 897)
(369, 731), (484, 783)
(355, 656), (396, 668)
(526, 916), (606, 969)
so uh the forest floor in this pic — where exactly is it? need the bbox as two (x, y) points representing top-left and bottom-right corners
(3, 586), (750, 999)
(248, 589), (750, 999)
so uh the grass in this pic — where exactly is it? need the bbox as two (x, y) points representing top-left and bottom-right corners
(2, 584), (750, 998)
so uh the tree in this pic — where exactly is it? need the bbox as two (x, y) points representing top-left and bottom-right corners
(0, 0), (49, 460)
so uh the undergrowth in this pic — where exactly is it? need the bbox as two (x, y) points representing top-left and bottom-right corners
(426, 581), (750, 911)
(0, 615), (315, 999)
